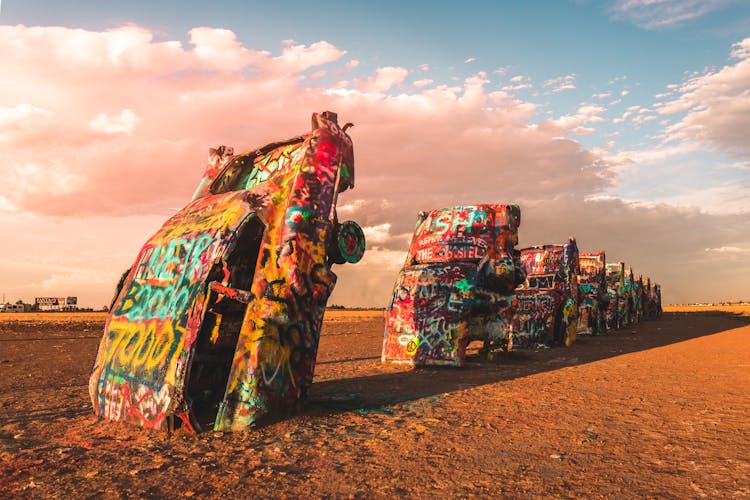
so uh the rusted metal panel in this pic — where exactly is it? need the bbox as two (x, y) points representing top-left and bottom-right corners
(382, 204), (523, 366)
(89, 111), (364, 432)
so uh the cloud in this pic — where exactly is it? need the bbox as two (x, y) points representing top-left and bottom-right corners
(705, 245), (750, 253)
(544, 74), (577, 93)
(273, 40), (346, 73)
(359, 66), (409, 93)
(412, 79), (434, 88)
(607, 0), (736, 29)
(656, 37), (750, 157)
(548, 104), (607, 131)
(89, 109), (139, 134)
(0, 103), (52, 143)
(464, 57), (477, 64)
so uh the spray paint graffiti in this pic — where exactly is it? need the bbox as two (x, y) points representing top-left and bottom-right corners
(633, 274), (645, 325)
(382, 204), (524, 366)
(576, 252), (608, 335)
(511, 237), (579, 348)
(642, 278), (662, 320)
(651, 283), (663, 319)
(623, 267), (638, 327)
(90, 111), (365, 432)
(605, 262), (626, 330)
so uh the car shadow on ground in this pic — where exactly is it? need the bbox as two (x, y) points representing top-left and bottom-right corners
(306, 312), (750, 417)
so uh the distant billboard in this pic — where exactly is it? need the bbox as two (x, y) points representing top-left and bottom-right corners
(35, 296), (78, 311)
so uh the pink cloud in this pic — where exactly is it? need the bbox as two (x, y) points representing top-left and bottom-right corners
(412, 79), (434, 88)
(89, 109), (139, 134)
(359, 66), (409, 93)
(658, 37), (750, 156)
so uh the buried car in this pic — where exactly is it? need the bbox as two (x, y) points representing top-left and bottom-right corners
(605, 262), (626, 330)
(382, 204), (524, 367)
(576, 251), (609, 335)
(623, 267), (638, 327)
(89, 111), (365, 432)
(643, 278), (662, 320)
(510, 237), (580, 348)
(652, 283), (663, 319)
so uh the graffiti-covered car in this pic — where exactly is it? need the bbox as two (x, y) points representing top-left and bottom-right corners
(632, 274), (644, 324)
(511, 237), (580, 348)
(605, 262), (626, 330)
(576, 251), (608, 335)
(89, 111), (365, 432)
(652, 283), (663, 319)
(624, 267), (637, 327)
(382, 204), (524, 367)
(643, 278), (662, 320)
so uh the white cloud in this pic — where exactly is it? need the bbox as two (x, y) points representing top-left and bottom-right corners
(359, 66), (409, 93)
(464, 57), (477, 64)
(705, 245), (750, 253)
(549, 104), (607, 131)
(657, 37), (750, 156)
(412, 79), (434, 88)
(89, 108), (138, 134)
(0, 104), (52, 143)
(362, 223), (393, 245)
(608, 0), (736, 29)
(543, 74), (577, 93)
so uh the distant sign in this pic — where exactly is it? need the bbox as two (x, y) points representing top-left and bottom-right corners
(36, 297), (60, 305)
(35, 296), (78, 310)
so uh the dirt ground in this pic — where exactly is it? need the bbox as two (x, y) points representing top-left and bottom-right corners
(1, 310), (749, 498)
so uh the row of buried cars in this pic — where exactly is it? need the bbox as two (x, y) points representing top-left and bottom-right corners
(88, 112), (660, 433)
(381, 204), (662, 367)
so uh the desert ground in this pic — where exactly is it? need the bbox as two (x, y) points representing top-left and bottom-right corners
(1, 308), (749, 498)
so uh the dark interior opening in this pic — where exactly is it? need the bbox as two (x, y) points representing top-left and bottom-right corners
(185, 216), (265, 431)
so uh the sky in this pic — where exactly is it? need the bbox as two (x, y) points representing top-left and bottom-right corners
(0, 0), (749, 308)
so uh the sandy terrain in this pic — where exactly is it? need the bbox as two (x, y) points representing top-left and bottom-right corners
(1, 309), (749, 498)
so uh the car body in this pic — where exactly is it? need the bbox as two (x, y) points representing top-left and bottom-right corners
(623, 268), (637, 327)
(382, 204), (524, 367)
(510, 237), (580, 348)
(89, 111), (365, 432)
(633, 274), (645, 324)
(643, 278), (662, 320)
(576, 251), (608, 335)
(605, 262), (625, 330)
(652, 283), (663, 319)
